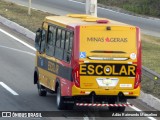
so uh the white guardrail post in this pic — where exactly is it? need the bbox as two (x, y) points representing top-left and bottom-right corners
(86, 0), (97, 17)
(28, 0), (31, 15)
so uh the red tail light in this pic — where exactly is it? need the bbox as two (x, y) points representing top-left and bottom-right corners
(134, 27), (141, 89)
(73, 66), (80, 87)
(134, 68), (141, 89)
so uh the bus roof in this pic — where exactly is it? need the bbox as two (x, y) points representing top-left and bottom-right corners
(44, 14), (131, 28)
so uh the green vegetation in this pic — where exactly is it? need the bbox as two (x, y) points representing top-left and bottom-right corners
(98, 0), (160, 18)
(142, 34), (160, 74)
(0, 0), (54, 32)
(141, 34), (160, 99)
(142, 75), (160, 99)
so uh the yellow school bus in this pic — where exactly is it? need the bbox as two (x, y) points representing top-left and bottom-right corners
(34, 14), (141, 111)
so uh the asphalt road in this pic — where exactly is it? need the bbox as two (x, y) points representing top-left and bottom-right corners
(5, 0), (160, 37)
(0, 24), (158, 120)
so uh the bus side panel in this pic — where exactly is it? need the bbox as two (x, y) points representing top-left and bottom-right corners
(72, 26), (80, 67)
(58, 77), (73, 96)
(49, 59), (73, 96)
(57, 26), (77, 97)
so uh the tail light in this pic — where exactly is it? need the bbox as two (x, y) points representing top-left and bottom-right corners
(73, 66), (80, 87)
(134, 27), (141, 89)
(134, 68), (141, 89)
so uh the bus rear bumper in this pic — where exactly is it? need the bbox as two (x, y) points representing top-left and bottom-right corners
(72, 85), (140, 97)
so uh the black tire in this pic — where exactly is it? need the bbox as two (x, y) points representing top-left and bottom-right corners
(108, 98), (118, 111)
(66, 102), (74, 110)
(108, 98), (127, 112)
(108, 98), (126, 112)
(56, 85), (66, 110)
(108, 106), (118, 111)
(117, 106), (126, 112)
(109, 106), (125, 112)
(37, 81), (47, 96)
(117, 98), (126, 112)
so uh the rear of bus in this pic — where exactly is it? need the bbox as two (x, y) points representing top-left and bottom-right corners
(72, 24), (141, 100)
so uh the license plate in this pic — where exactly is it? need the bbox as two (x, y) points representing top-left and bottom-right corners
(102, 79), (112, 85)
(96, 78), (119, 87)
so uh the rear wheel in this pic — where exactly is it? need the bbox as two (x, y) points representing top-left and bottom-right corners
(117, 105), (126, 112)
(108, 98), (118, 111)
(108, 98), (126, 112)
(37, 81), (47, 96)
(56, 85), (66, 110)
(56, 85), (74, 110)
(117, 98), (126, 112)
(66, 103), (74, 110)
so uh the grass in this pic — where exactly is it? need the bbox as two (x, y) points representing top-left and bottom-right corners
(141, 75), (160, 99)
(0, 0), (54, 32)
(97, 0), (160, 18)
(0, 0), (160, 97)
(141, 34), (160, 99)
(142, 34), (160, 45)
(142, 35), (160, 74)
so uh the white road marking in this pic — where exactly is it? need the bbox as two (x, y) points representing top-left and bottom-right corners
(0, 45), (35, 56)
(0, 28), (36, 51)
(68, 0), (84, 4)
(83, 116), (90, 120)
(0, 82), (19, 95)
(128, 102), (157, 120)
